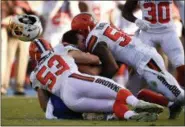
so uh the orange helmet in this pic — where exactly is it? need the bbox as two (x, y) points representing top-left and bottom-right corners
(29, 38), (53, 62)
(71, 12), (97, 37)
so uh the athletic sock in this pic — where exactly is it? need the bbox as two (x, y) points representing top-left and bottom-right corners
(137, 89), (169, 107)
(116, 89), (139, 107)
(124, 110), (137, 120)
(126, 95), (139, 107)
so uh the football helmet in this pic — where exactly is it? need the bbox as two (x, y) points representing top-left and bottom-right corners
(29, 38), (53, 62)
(71, 12), (97, 37)
(9, 14), (43, 41)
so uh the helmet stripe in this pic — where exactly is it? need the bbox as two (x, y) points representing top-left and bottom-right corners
(38, 39), (48, 51)
(34, 39), (46, 53)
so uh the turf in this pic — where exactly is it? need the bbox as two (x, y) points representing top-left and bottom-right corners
(1, 96), (185, 126)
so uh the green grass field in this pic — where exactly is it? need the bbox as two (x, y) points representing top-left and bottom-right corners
(1, 96), (185, 126)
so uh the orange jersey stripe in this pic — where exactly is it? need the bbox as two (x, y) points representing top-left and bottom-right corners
(69, 73), (95, 82)
(116, 64), (128, 76)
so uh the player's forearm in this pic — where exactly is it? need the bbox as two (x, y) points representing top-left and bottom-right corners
(79, 53), (100, 65)
(69, 50), (101, 65)
(122, 0), (138, 23)
(93, 42), (119, 78)
(78, 64), (102, 75)
(122, 10), (137, 23)
(37, 89), (50, 112)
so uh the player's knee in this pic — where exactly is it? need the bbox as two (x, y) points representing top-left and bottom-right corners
(177, 91), (185, 104)
(170, 54), (184, 68)
(166, 95), (176, 102)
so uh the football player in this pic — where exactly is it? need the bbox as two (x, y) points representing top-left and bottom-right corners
(37, 32), (103, 120)
(122, 0), (185, 87)
(28, 37), (163, 121)
(71, 12), (184, 119)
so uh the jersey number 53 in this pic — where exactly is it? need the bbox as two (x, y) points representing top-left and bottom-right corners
(36, 55), (70, 90)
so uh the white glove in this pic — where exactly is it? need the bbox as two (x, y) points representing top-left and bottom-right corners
(135, 19), (150, 31)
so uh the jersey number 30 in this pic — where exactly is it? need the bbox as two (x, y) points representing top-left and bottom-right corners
(36, 55), (70, 90)
(144, 2), (170, 24)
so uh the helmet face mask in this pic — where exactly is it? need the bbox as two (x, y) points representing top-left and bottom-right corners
(9, 20), (24, 36)
(9, 14), (43, 42)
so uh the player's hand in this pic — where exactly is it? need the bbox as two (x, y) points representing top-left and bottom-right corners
(135, 19), (150, 31)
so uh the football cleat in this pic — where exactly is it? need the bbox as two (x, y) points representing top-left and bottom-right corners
(82, 113), (107, 120)
(129, 112), (158, 122)
(134, 100), (164, 114)
(169, 101), (183, 119)
(106, 113), (118, 121)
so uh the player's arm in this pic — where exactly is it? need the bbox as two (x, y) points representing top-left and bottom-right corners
(122, 0), (149, 31)
(36, 88), (51, 112)
(68, 50), (101, 65)
(174, 0), (185, 26)
(30, 78), (50, 112)
(65, 45), (102, 75)
(77, 64), (102, 75)
(122, 0), (138, 23)
(92, 42), (119, 78)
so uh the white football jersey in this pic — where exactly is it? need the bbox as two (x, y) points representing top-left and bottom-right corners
(85, 23), (154, 72)
(139, 0), (175, 33)
(30, 45), (78, 95)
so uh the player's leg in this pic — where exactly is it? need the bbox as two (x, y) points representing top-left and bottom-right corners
(46, 94), (82, 119)
(142, 49), (184, 118)
(131, 32), (156, 95)
(143, 59), (184, 119)
(137, 89), (170, 107)
(143, 55), (184, 103)
(0, 27), (8, 94)
(137, 88), (183, 119)
(138, 30), (155, 47)
(63, 73), (130, 111)
(63, 77), (136, 120)
(15, 40), (30, 95)
(62, 73), (163, 120)
(161, 30), (185, 87)
(126, 71), (146, 96)
(4, 37), (18, 92)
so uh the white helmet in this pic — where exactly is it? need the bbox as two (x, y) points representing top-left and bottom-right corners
(9, 14), (43, 41)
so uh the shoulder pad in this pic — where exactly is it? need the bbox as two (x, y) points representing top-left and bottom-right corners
(96, 23), (108, 30)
